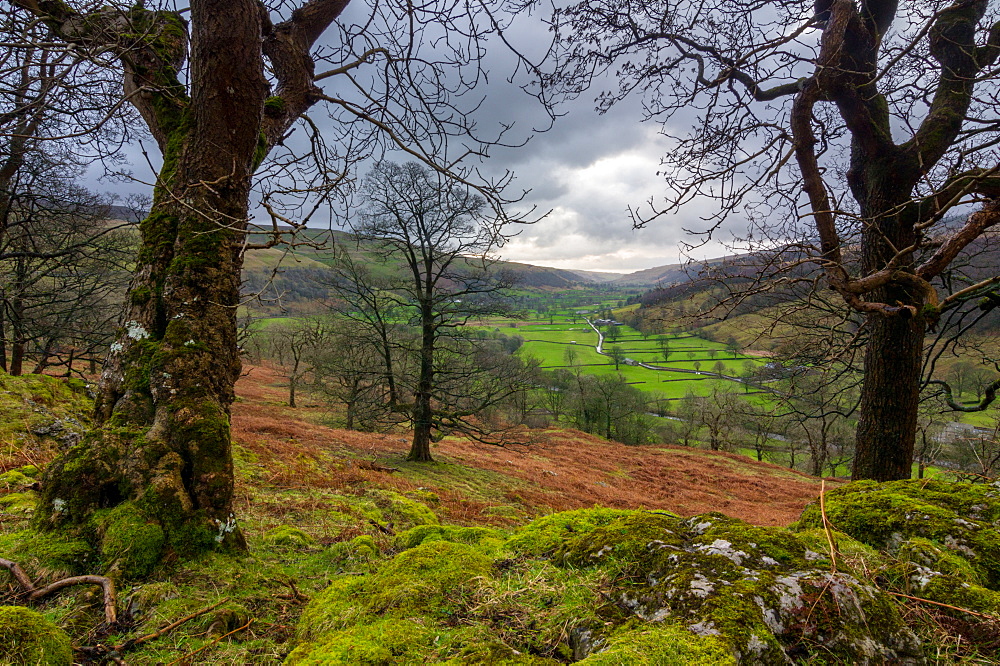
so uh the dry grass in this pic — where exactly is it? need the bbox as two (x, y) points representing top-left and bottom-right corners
(233, 362), (833, 527)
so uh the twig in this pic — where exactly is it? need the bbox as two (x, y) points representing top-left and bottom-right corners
(164, 618), (253, 666)
(124, 598), (229, 648)
(277, 579), (308, 602)
(819, 480), (838, 573)
(368, 519), (395, 535)
(888, 591), (1000, 621)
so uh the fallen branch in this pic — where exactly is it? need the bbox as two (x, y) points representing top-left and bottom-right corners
(124, 598), (229, 649)
(277, 578), (308, 603)
(0, 556), (36, 591)
(164, 618), (253, 666)
(358, 461), (399, 473)
(0, 557), (117, 624)
(887, 591), (1000, 621)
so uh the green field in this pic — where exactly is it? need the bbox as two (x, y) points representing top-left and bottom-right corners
(501, 319), (768, 400)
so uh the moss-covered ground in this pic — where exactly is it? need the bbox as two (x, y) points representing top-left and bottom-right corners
(2, 368), (999, 664)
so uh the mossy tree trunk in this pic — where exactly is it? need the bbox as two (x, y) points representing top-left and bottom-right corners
(17, 0), (349, 560)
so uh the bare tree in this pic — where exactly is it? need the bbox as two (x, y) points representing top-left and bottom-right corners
(266, 317), (330, 408)
(545, 1), (1000, 481)
(332, 161), (529, 461)
(10, 0), (536, 560)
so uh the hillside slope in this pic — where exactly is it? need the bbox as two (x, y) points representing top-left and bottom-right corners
(2, 368), (999, 664)
(233, 362), (831, 527)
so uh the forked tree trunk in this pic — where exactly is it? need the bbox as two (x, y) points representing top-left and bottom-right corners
(35, 0), (267, 557)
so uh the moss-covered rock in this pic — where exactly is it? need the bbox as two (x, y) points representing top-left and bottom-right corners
(795, 479), (1000, 588)
(263, 525), (317, 549)
(366, 489), (439, 529)
(394, 524), (506, 552)
(0, 467), (36, 491)
(505, 507), (636, 556)
(288, 501), (933, 664)
(0, 491), (36, 515)
(554, 511), (683, 572)
(295, 540), (492, 648)
(0, 605), (73, 665)
(560, 512), (922, 663)
(577, 623), (736, 665)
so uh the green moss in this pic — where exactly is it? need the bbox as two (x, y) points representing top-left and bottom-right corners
(0, 530), (94, 579)
(555, 511), (683, 574)
(286, 617), (448, 665)
(794, 528), (889, 577)
(577, 623), (736, 665)
(0, 372), (91, 443)
(264, 525), (316, 549)
(898, 537), (982, 584)
(264, 95), (286, 114)
(0, 470), (34, 491)
(296, 541), (492, 643)
(394, 524), (506, 552)
(795, 479), (1000, 587)
(94, 501), (166, 579)
(125, 581), (181, 617)
(369, 540), (492, 615)
(372, 489), (439, 528)
(0, 491), (36, 514)
(505, 507), (636, 556)
(917, 573), (1000, 616)
(0, 605), (73, 665)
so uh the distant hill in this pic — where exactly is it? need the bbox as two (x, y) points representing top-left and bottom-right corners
(611, 261), (693, 286)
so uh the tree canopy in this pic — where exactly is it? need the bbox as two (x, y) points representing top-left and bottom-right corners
(545, 0), (1000, 480)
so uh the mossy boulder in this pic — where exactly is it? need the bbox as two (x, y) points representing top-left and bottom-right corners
(0, 491), (37, 515)
(264, 525), (317, 549)
(295, 540), (492, 647)
(0, 467), (37, 491)
(0, 605), (73, 665)
(505, 507), (636, 556)
(796, 479), (1000, 588)
(364, 489), (438, 530)
(289, 502), (932, 664)
(577, 623), (736, 665)
(556, 512), (922, 663)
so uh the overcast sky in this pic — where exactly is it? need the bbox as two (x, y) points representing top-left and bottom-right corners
(94, 2), (736, 276)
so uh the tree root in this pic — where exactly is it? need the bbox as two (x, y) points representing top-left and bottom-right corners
(164, 618), (253, 666)
(76, 598), (229, 664)
(0, 557), (117, 624)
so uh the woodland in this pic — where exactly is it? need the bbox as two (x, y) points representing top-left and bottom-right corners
(2, 0), (1000, 664)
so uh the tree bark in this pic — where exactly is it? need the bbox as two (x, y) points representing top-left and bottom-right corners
(408, 302), (436, 462)
(35, 0), (269, 556)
